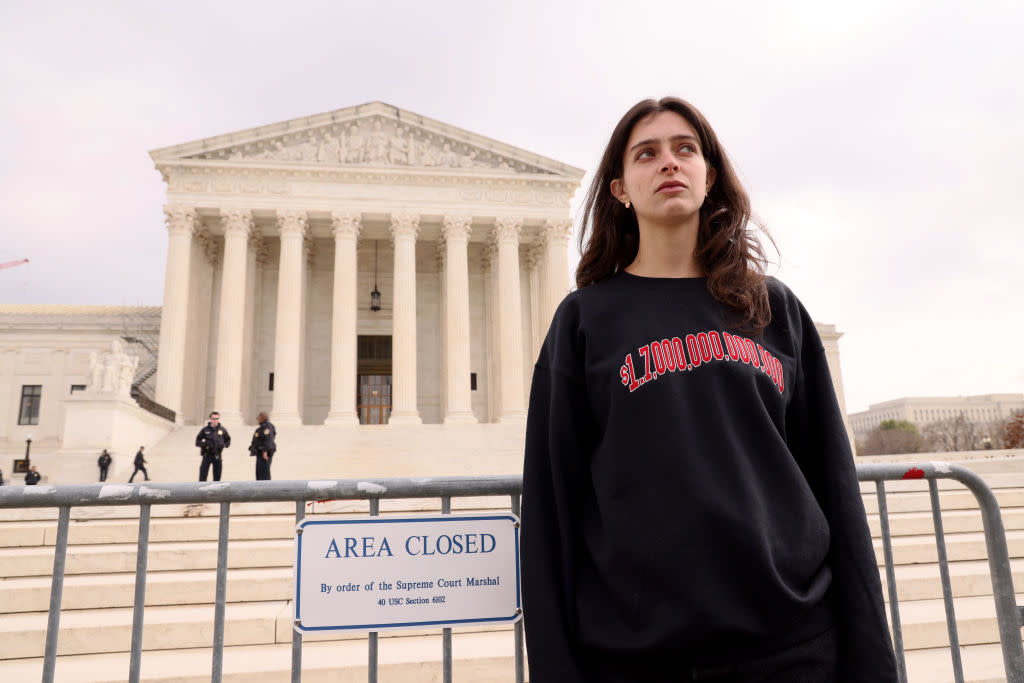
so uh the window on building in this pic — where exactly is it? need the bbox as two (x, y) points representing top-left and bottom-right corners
(70, 384), (86, 394)
(18, 385), (42, 425)
(471, 373), (477, 391)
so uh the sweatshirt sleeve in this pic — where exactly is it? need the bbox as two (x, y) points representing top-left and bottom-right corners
(785, 319), (898, 681)
(521, 303), (592, 683)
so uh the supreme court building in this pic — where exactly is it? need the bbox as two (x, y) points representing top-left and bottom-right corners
(150, 101), (583, 428)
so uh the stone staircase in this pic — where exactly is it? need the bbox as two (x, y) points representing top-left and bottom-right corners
(1, 452), (1023, 681)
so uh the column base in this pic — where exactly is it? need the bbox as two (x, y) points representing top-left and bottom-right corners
(497, 412), (527, 424)
(443, 412), (478, 425)
(271, 412), (303, 427)
(324, 412), (360, 426)
(388, 412), (422, 425)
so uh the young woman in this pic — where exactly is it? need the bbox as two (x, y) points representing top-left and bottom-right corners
(521, 97), (896, 682)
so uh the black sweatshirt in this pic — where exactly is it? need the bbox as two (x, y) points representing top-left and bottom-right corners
(521, 272), (896, 682)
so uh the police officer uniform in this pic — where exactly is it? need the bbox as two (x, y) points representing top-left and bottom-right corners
(249, 418), (277, 481)
(98, 450), (112, 482)
(195, 421), (231, 481)
(25, 469), (41, 485)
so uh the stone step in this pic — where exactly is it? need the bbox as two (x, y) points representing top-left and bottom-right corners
(0, 629), (517, 682)
(2, 640), (1016, 683)
(0, 539), (294, 578)
(904, 643), (1011, 683)
(0, 598), (514, 661)
(866, 508), (1024, 538)
(0, 567), (294, 613)
(863, 487), (1024, 515)
(872, 530), (1024, 566)
(893, 594), (1024, 650)
(880, 559), (1024, 602)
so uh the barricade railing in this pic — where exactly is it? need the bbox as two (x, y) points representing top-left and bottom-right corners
(0, 476), (522, 683)
(2, 464), (1022, 682)
(859, 462), (1024, 683)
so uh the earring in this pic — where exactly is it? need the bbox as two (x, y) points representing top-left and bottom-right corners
(624, 200), (631, 209)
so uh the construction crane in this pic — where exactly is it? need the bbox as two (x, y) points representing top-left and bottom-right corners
(0, 259), (29, 270)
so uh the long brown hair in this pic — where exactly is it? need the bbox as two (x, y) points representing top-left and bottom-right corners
(576, 97), (774, 334)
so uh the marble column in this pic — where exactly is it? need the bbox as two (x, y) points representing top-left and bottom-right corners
(525, 244), (544, 362)
(272, 209), (308, 425)
(389, 213), (421, 424)
(481, 243), (499, 422)
(543, 217), (573, 332)
(494, 217), (526, 422)
(213, 209), (252, 426)
(441, 215), (476, 424)
(156, 206), (198, 420)
(325, 211), (361, 425)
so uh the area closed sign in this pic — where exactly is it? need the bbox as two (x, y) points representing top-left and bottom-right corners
(293, 514), (521, 632)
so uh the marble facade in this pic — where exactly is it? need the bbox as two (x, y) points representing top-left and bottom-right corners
(149, 101), (584, 426)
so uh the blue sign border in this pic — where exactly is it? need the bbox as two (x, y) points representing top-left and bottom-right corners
(294, 514), (521, 632)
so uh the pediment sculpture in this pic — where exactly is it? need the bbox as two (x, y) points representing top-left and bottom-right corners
(190, 117), (545, 174)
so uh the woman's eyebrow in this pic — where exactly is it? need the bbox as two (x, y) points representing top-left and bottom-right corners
(628, 135), (699, 154)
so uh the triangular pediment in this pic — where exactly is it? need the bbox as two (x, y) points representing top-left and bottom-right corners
(150, 102), (583, 178)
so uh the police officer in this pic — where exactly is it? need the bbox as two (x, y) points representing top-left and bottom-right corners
(98, 449), (112, 482)
(195, 411), (231, 481)
(25, 466), (41, 485)
(249, 411), (277, 480)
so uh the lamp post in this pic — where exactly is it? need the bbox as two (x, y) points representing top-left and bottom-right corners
(24, 434), (32, 468)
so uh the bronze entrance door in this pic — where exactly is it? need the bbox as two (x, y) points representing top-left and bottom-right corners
(357, 336), (392, 425)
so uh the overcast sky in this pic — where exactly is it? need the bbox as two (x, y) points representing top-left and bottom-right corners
(1, 1), (1021, 414)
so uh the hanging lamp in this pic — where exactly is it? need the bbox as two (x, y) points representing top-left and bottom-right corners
(370, 240), (382, 312)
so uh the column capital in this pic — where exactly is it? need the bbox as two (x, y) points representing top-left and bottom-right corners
(390, 212), (420, 241)
(543, 217), (573, 245)
(249, 229), (269, 265)
(277, 209), (308, 237)
(221, 208), (254, 237)
(441, 215), (473, 242)
(195, 230), (220, 265)
(330, 211), (362, 239)
(164, 206), (199, 235)
(480, 241), (497, 271)
(524, 244), (544, 272)
(493, 216), (523, 243)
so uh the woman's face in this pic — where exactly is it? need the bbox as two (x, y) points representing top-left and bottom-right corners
(611, 110), (715, 226)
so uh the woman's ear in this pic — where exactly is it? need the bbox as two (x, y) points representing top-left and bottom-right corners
(706, 167), (717, 193)
(610, 178), (627, 204)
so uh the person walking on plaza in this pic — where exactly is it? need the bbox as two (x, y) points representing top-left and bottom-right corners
(24, 466), (41, 485)
(98, 449), (112, 482)
(521, 97), (897, 682)
(249, 412), (277, 481)
(129, 446), (149, 482)
(195, 411), (231, 481)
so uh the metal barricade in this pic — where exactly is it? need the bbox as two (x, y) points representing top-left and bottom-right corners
(0, 476), (522, 683)
(3, 463), (1023, 682)
(859, 462), (1024, 683)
